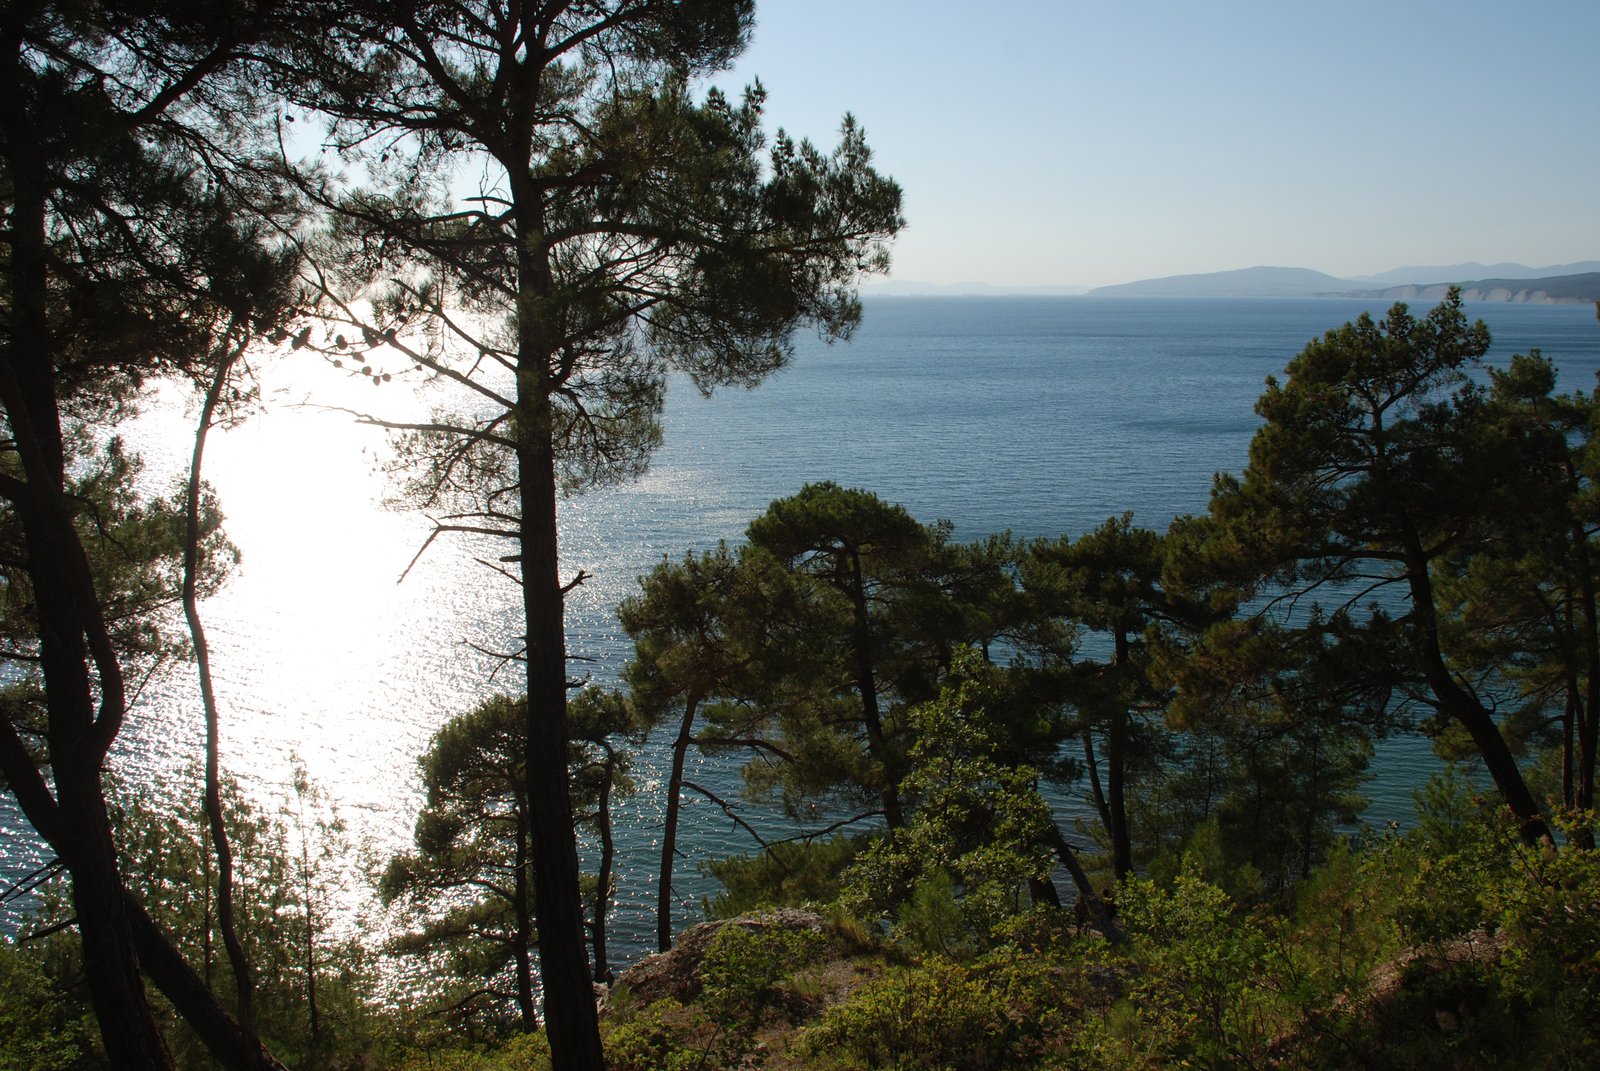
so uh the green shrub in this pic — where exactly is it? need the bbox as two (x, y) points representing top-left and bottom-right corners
(699, 921), (826, 1035)
(0, 940), (90, 1071)
(1091, 867), (1274, 1068)
(603, 1000), (700, 1071)
(892, 870), (969, 957)
(799, 956), (1009, 1070)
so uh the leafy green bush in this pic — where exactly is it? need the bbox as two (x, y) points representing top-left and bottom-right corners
(842, 652), (1056, 948)
(603, 1000), (701, 1071)
(1353, 808), (1600, 1071)
(1076, 865), (1275, 1069)
(389, 1029), (551, 1071)
(0, 940), (90, 1071)
(699, 921), (826, 1037)
(799, 956), (1010, 1070)
(892, 869), (969, 957)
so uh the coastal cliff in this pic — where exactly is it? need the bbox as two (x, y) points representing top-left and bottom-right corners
(1341, 271), (1600, 305)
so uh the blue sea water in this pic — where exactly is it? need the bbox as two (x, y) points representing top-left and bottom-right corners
(3, 294), (1598, 961)
(565, 294), (1600, 951)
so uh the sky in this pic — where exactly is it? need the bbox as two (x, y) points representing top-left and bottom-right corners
(706, 1), (1600, 289)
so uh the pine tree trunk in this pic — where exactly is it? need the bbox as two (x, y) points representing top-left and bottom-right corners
(513, 789), (538, 1030)
(1, 170), (171, 1070)
(185, 343), (265, 1070)
(591, 747), (617, 985)
(518, 419), (603, 1068)
(129, 898), (290, 1071)
(515, 247), (603, 1066)
(1048, 827), (1119, 943)
(1107, 632), (1133, 880)
(658, 697), (699, 952)
(848, 550), (902, 827)
(1107, 708), (1132, 881)
(1405, 547), (1549, 843)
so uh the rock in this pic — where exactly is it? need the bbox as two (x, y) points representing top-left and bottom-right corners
(603, 908), (829, 1012)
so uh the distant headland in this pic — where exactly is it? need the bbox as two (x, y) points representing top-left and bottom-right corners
(1087, 261), (1600, 302)
(868, 262), (1600, 302)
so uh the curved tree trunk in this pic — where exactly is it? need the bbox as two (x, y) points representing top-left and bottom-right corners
(130, 899), (290, 1071)
(1107, 631), (1134, 880)
(1404, 545), (1550, 843)
(591, 743), (618, 985)
(0, 167), (171, 1071)
(0, 688), (284, 1071)
(1048, 827), (1120, 944)
(1106, 708), (1133, 880)
(658, 696), (699, 952)
(183, 338), (264, 1069)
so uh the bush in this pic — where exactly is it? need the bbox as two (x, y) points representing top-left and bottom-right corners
(1083, 866), (1275, 1069)
(0, 940), (90, 1071)
(699, 921), (826, 1038)
(799, 956), (1010, 1070)
(603, 1000), (701, 1071)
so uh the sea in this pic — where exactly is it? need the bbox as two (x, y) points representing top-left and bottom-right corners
(3, 295), (1598, 963)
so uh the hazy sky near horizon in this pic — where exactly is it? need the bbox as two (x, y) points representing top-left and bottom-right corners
(708, 1), (1599, 289)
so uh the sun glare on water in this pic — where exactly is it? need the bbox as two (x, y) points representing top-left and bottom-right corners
(119, 355), (521, 870)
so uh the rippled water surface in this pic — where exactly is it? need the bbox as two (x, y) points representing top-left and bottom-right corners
(4, 296), (1598, 957)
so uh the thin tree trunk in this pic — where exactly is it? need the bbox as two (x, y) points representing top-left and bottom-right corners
(1106, 707), (1132, 880)
(182, 338), (264, 1069)
(302, 831), (323, 1049)
(849, 550), (903, 828)
(512, 787), (538, 1030)
(1048, 826), (1119, 943)
(1566, 506), (1599, 846)
(1083, 732), (1111, 832)
(658, 696), (699, 952)
(591, 745), (617, 985)
(1107, 632), (1133, 880)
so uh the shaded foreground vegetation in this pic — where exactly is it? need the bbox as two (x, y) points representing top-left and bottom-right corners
(5, 773), (1599, 1070)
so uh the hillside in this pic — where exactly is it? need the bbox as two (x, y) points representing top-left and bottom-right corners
(1346, 260), (1600, 287)
(1087, 263), (1600, 302)
(1087, 265), (1355, 297)
(1344, 271), (1600, 305)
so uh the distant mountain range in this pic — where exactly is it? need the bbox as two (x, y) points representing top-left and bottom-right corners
(1086, 262), (1600, 302)
(1343, 261), (1600, 287)
(868, 263), (1600, 303)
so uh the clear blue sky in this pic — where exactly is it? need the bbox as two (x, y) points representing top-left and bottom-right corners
(709, 1), (1600, 288)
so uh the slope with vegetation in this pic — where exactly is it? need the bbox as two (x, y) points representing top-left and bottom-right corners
(1, 1), (1597, 1068)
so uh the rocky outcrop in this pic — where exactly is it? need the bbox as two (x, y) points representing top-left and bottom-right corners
(603, 909), (829, 1011)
